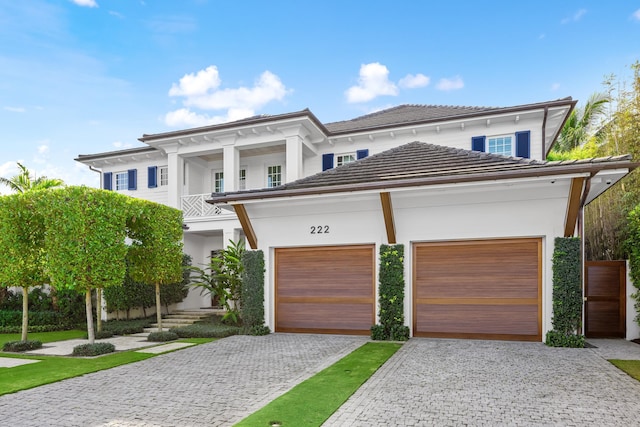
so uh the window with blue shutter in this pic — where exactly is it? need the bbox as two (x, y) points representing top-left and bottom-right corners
(356, 149), (369, 159)
(103, 172), (112, 190)
(515, 130), (531, 158)
(128, 169), (137, 190)
(322, 153), (334, 171)
(471, 136), (486, 152)
(148, 166), (158, 188)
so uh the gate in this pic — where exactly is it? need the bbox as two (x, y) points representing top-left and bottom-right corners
(585, 261), (626, 338)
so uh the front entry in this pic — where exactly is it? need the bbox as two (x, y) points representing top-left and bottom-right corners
(585, 261), (626, 338)
(274, 245), (375, 335)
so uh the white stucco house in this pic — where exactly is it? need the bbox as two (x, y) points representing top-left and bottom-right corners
(76, 97), (636, 341)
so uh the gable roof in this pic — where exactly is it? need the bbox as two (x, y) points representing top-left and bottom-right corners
(208, 141), (635, 204)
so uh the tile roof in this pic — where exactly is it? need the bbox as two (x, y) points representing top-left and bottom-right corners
(208, 141), (635, 203)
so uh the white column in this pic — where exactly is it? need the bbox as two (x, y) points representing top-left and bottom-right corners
(286, 135), (303, 183)
(223, 144), (239, 192)
(223, 227), (240, 247)
(165, 146), (182, 209)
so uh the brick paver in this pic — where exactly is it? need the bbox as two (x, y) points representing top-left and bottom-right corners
(324, 338), (640, 426)
(0, 334), (366, 427)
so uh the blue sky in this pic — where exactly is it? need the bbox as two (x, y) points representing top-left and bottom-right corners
(1, 0), (639, 191)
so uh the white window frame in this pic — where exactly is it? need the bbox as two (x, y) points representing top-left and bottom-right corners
(213, 171), (224, 193)
(487, 135), (514, 156)
(159, 166), (168, 186)
(336, 153), (356, 167)
(267, 165), (282, 188)
(239, 168), (247, 190)
(115, 171), (128, 191)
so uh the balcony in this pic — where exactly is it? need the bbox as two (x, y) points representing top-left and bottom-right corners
(181, 193), (229, 219)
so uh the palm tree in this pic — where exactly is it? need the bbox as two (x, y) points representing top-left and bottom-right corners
(0, 162), (64, 193)
(554, 92), (610, 153)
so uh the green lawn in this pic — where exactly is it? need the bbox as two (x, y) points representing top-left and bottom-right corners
(235, 342), (401, 427)
(0, 332), (216, 396)
(610, 359), (640, 381)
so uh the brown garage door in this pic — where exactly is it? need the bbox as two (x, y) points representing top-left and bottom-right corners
(413, 239), (541, 341)
(275, 245), (375, 335)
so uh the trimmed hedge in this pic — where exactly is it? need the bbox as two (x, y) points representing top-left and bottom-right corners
(626, 206), (640, 327)
(72, 342), (116, 356)
(241, 250), (270, 335)
(372, 244), (409, 341)
(545, 237), (584, 348)
(102, 317), (154, 335)
(170, 323), (240, 338)
(2, 340), (43, 352)
(147, 331), (178, 342)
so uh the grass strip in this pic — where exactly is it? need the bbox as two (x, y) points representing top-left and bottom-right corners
(610, 359), (640, 381)
(0, 330), (86, 347)
(235, 342), (401, 427)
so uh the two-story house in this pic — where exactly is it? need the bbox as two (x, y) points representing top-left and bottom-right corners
(76, 97), (636, 341)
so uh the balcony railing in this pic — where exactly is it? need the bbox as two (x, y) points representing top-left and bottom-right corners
(181, 193), (226, 219)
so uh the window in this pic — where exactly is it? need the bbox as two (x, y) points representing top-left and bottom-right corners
(487, 136), (513, 156)
(160, 167), (168, 186)
(239, 168), (246, 190)
(115, 172), (128, 191)
(336, 153), (356, 167)
(267, 165), (282, 188)
(214, 171), (224, 193)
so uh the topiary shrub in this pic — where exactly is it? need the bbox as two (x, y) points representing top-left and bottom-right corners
(147, 331), (178, 342)
(545, 237), (584, 348)
(2, 340), (42, 352)
(240, 250), (269, 335)
(170, 323), (240, 338)
(94, 330), (114, 339)
(72, 342), (116, 356)
(372, 244), (407, 341)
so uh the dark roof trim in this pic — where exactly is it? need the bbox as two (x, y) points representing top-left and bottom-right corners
(207, 158), (636, 205)
(546, 101), (578, 154)
(328, 97), (577, 136)
(75, 146), (157, 162)
(139, 109), (328, 142)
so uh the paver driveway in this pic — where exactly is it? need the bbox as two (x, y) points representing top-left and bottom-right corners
(3, 335), (640, 426)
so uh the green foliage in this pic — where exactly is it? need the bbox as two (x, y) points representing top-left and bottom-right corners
(372, 244), (408, 341)
(0, 162), (64, 194)
(2, 340), (43, 352)
(147, 331), (179, 342)
(94, 330), (114, 339)
(625, 206), (640, 326)
(161, 253), (192, 310)
(546, 139), (600, 161)
(170, 323), (240, 338)
(72, 342), (116, 356)
(545, 237), (584, 348)
(0, 310), (72, 328)
(190, 240), (245, 323)
(545, 331), (586, 348)
(102, 317), (154, 335)
(552, 92), (609, 153)
(104, 270), (154, 315)
(241, 250), (268, 335)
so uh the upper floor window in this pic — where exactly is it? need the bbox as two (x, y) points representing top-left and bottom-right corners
(160, 167), (169, 186)
(239, 168), (246, 190)
(487, 136), (513, 156)
(322, 149), (369, 171)
(267, 165), (282, 188)
(336, 153), (356, 167)
(115, 172), (128, 191)
(214, 171), (224, 193)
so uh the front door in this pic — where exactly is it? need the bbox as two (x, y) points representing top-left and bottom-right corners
(585, 261), (626, 338)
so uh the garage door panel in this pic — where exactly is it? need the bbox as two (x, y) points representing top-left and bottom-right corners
(413, 239), (541, 341)
(277, 302), (373, 334)
(415, 304), (539, 337)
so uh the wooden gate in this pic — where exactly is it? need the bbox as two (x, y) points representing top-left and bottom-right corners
(585, 261), (626, 338)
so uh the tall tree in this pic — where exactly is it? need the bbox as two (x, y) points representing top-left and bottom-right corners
(553, 93), (610, 153)
(127, 199), (183, 331)
(0, 162), (64, 193)
(0, 193), (47, 341)
(43, 186), (129, 343)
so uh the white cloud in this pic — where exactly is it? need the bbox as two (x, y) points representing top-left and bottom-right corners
(165, 66), (290, 127)
(33, 140), (51, 164)
(113, 141), (133, 149)
(108, 11), (124, 19)
(632, 9), (640, 21)
(346, 63), (398, 103)
(399, 73), (430, 89)
(4, 106), (26, 113)
(436, 76), (464, 91)
(551, 83), (561, 91)
(71, 0), (98, 7)
(561, 9), (586, 24)
(38, 144), (49, 154)
(169, 66), (221, 97)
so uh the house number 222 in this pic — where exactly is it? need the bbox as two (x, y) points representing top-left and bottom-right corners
(310, 225), (329, 234)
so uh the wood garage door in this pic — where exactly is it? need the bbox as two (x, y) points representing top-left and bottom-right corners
(275, 245), (375, 335)
(413, 239), (542, 341)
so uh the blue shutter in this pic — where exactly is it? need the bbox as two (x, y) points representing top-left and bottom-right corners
(356, 149), (369, 159)
(515, 131), (531, 158)
(471, 136), (486, 152)
(103, 172), (112, 190)
(322, 153), (334, 171)
(148, 166), (157, 188)
(128, 169), (137, 190)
